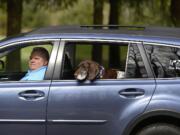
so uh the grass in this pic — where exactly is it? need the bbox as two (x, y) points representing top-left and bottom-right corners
(0, 35), (5, 40)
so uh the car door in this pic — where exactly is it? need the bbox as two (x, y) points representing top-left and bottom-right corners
(0, 40), (59, 135)
(47, 40), (156, 135)
(144, 43), (180, 112)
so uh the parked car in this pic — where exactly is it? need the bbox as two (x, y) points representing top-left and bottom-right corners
(0, 25), (180, 135)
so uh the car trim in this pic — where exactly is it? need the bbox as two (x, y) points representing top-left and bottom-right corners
(48, 119), (107, 124)
(57, 38), (154, 80)
(45, 40), (60, 80)
(137, 43), (154, 78)
(0, 119), (45, 123)
(61, 38), (142, 44)
(53, 40), (65, 80)
(143, 42), (179, 47)
(0, 38), (60, 81)
(50, 79), (155, 87)
(51, 78), (155, 83)
(156, 77), (180, 80)
(0, 38), (60, 49)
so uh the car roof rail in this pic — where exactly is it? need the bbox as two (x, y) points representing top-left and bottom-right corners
(80, 25), (145, 30)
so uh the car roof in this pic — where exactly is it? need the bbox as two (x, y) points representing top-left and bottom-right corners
(1, 26), (180, 46)
(26, 25), (180, 39)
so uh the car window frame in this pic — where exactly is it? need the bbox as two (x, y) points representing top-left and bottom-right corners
(0, 39), (60, 82)
(53, 38), (154, 81)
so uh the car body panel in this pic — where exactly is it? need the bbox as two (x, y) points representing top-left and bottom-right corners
(47, 79), (155, 135)
(146, 79), (180, 112)
(1, 26), (180, 135)
(1, 33), (180, 47)
(0, 81), (50, 135)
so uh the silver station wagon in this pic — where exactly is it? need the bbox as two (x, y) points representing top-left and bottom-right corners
(0, 26), (180, 135)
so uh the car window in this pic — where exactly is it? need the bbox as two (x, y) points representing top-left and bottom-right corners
(144, 44), (180, 78)
(60, 41), (148, 80)
(0, 43), (52, 81)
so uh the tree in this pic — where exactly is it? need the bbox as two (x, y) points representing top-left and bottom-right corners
(92, 0), (104, 64)
(6, 0), (23, 71)
(170, 0), (180, 27)
(0, 0), (6, 35)
(108, 0), (120, 68)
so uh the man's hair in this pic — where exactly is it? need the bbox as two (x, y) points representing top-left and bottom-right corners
(31, 47), (49, 61)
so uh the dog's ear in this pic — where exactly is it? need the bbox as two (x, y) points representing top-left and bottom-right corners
(87, 61), (100, 81)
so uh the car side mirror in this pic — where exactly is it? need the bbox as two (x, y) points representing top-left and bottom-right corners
(0, 60), (5, 71)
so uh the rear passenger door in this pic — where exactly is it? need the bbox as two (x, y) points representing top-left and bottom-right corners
(47, 40), (156, 135)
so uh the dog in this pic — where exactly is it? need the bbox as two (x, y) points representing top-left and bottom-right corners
(74, 60), (125, 81)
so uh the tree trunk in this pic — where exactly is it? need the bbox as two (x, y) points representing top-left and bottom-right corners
(92, 0), (103, 64)
(109, 0), (120, 68)
(6, 0), (22, 71)
(93, 0), (103, 24)
(170, 0), (180, 27)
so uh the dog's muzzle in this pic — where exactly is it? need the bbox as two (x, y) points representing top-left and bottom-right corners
(76, 70), (88, 81)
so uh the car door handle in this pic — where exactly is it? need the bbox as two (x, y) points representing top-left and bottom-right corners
(19, 90), (45, 99)
(119, 88), (144, 97)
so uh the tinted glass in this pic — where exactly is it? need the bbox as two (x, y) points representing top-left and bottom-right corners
(144, 44), (180, 78)
(126, 43), (148, 78)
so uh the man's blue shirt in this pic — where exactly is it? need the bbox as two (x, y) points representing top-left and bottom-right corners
(21, 66), (47, 81)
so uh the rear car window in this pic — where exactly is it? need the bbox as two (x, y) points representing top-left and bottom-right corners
(144, 44), (180, 78)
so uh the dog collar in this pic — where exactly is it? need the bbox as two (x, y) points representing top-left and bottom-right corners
(99, 66), (105, 79)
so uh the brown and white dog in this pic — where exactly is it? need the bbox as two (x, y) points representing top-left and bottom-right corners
(74, 60), (125, 81)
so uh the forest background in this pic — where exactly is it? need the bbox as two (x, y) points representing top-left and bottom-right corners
(1, 0), (180, 36)
(0, 0), (180, 70)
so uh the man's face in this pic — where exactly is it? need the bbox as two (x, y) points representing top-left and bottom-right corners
(28, 54), (48, 70)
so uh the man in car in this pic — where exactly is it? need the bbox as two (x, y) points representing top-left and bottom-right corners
(21, 47), (49, 81)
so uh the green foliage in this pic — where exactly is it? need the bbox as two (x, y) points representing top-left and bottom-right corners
(22, 0), (92, 29)
(22, 2), (50, 29)
(0, 0), (6, 9)
(35, 0), (77, 10)
(0, 8), (6, 35)
(56, 0), (93, 25)
(118, 0), (172, 26)
(0, 35), (5, 39)
(0, 0), (178, 35)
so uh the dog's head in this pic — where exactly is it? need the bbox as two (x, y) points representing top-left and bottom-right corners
(74, 60), (101, 81)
